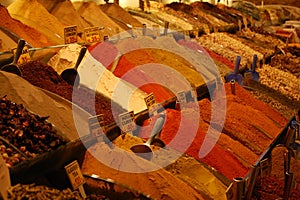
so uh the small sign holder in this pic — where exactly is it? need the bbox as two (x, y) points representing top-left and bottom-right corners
(88, 114), (106, 142)
(64, 25), (78, 44)
(84, 26), (101, 44)
(65, 160), (86, 198)
(260, 158), (271, 178)
(118, 111), (136, 135)
(144, 93), (157, 116)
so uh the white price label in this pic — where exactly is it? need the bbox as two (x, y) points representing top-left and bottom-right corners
(144, 93), (156, 110)
(88, 114), (106, 140)
(0, 154), (10, 200)
(65, 160), (85, 190)
(64, 25), (78, 44)
(119, 111), (136, 134)
(177, 91), (187, 104)
(84, 27), (101, 44)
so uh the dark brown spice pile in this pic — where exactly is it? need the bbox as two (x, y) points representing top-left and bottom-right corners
(20, 61), (126, 125)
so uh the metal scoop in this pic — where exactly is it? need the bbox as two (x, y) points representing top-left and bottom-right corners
(0, 39), (25, 76)
(130, 114), (166, 160)
(60, 46), (87, 87)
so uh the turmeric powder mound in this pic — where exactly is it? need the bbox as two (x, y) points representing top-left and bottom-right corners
(82, 140), (205, 200)
(8, 0), (65, 45)
(99, 3), (142, 30)
(0, 5), (53, 47)
(73, 1), (124, 37)
(37, 0), (91, 30)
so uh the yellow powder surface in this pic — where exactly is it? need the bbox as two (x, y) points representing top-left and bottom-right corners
(37, 0), (91, 31)
(8, 0), (65, 44)
(82, 139), (205, 200)
(0, 5), (54, 47)
(73, 1), (125, 37)
(112, 134), (227, 199)
(99, 3), (142, 30)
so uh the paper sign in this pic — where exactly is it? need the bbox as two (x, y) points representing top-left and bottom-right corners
(64, 25), (78, 44)
(119, 111), (136, 134)
(84, 27), (101, 44)
(88, 114), (106, 141)
(144, 93), (156, 110)
(244, 71), (252, 86)
(13, 45), (31, 65)
(65, 160), (85, 190)
(177, 91), (187, 104)
(0, 154), (10, 200)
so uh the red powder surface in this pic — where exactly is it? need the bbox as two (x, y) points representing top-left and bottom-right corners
(139, 108), (248, 180)
(199, 88), (284, 155)
(88, 42), (119, 68)
(111, 49), (174, 103)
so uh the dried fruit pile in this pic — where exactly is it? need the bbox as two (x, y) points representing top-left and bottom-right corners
(0, 96), (67, 167)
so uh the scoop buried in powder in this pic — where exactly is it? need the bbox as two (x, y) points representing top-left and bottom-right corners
(130, 114), (165, 160)
(60, 46), (86, 87)
(1, 38), (25, 76)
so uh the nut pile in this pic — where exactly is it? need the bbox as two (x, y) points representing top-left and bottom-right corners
(0, 139), (27, 168)
(257, 65), (300, 101)
(7, 184), (83, 200)
(0, 95), (68, 165)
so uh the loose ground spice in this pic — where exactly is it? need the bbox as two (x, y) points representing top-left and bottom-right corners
(82, 141), (206, 200)
(19, 61), (125, 125)
(0, 5), (53, 47)
(270, 146), (300, 184)
(8, 0), (65, 45)
(73, 1), (124, 37)
(99, 3), (142, 30)
(0, 71), (89, 141)
(37, 0), (91, 31)
(112, 134), (228, 199)
(252, 175), (300, 200)
(139, 108), (248, 180)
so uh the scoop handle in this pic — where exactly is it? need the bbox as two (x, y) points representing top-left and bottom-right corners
(74, 46), (87, 70)
(252, 54), (257, 71)
(146, 114), (165, 146)
(13, 39), (26, 65)
(234, 56), (241, 75)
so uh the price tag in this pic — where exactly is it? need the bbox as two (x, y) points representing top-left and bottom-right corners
(88, 114), (106, 141)
(0, 154), (11, 200)
(244, 71), (252, 86)
(64, 25), (78, 44)
(144, 93), (158, 116)
(119, 111), (136, 134)
(65, 160), (86, 198)
(84, 27), (101, 44)
(13, 45), (31, 65)
(177, 91), (187, 104)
